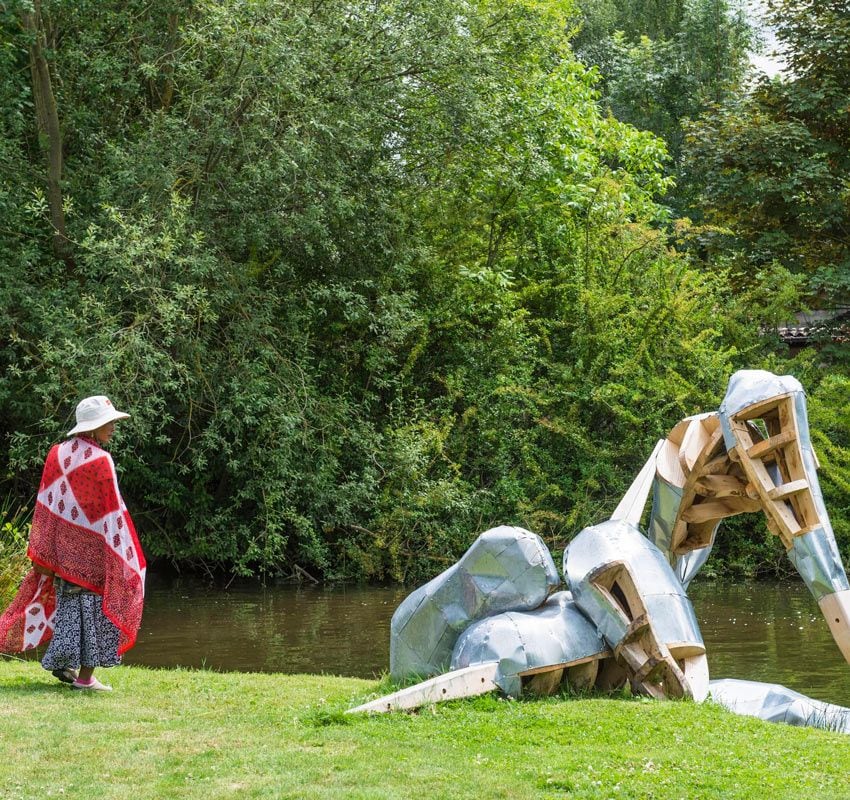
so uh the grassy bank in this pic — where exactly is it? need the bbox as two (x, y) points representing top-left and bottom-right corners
(1, 660), (848, 800)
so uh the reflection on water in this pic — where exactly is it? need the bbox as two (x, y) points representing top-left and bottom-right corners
(124, 574), (850, 706)
(689, 581), (850, 706)
(125, 574), (407, 679)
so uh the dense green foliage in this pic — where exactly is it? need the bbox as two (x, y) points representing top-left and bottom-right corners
(0, 498), (29, 608)
(573, 0), (753, 170)
(0, 0), (846, 583)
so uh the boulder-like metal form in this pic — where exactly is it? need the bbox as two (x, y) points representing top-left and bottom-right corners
(564, 519), (706, 699)
(709, 679), (850, 734)
(451, 591), (609, 697)
(390, 526), (560, 681)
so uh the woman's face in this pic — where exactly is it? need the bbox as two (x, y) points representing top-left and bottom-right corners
(92, 420), (116, 445)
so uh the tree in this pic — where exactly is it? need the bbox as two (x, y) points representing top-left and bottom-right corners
(682, 0), (850, 312)
(572, 0), (753, 212)
(0, 0), (783, 581)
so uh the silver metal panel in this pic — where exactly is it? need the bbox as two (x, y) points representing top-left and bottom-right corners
(788, 530), (850, 599)
(390, 526), (561, 680)
(718, 369), (804, 451)
(647, 460), (718, 588)
(647, 477), (680, 561)
(450, 591), (608, 697)
(709, 678), (850, 734)
(675, 543), (716, 589)
(563, 519), (704, 652)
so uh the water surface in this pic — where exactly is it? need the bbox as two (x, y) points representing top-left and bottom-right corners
(123, 574), (850, 706)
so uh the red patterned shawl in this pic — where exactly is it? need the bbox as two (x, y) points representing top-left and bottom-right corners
(0, 436), (145, 655)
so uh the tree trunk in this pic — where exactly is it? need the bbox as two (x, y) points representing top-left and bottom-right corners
(22, 1), (73, 267)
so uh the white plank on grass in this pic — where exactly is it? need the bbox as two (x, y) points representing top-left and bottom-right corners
(347, 662), (500, 714)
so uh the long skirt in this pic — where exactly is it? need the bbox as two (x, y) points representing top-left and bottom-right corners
(41, 580), (121, 671)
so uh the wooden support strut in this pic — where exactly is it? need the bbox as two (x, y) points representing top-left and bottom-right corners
(726, 393), (821, 548)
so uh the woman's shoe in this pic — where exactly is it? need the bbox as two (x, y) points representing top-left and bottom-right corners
(51, 667), (78, 684)
(71, 677), (112, 691)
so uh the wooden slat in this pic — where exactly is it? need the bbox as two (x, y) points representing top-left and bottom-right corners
(346, 662), (500, 713)
(693, 474), (749, 498)
(518, 653), (610, 676)
(747, 430), (796, 460)
(768, 479), (810, 501)
(732, 393), (789, 422)
(728, 419), (802, 543)
(702, 453), (733, 474)
(681, 497), (762, 524)
(678, 417), (713, 475)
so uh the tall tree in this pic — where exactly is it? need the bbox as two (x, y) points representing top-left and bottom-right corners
(683, 0), (850, 313)
(572, 0), (753, 209)
(20, 0), (71, 265)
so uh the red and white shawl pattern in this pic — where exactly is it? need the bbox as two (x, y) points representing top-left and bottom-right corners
(0, 436), (145, 655)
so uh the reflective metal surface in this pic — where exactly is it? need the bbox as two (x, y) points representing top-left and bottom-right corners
(719, 369), (849, 600)
(563, 520), (704, 654)
(709, 678), (850, 734)
(389, 526), (560, 680)
(451, 591), (607, 696)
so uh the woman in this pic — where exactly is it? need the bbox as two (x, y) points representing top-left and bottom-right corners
(0, 395), (145, 691)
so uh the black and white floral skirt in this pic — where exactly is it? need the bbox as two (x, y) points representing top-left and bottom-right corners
(41, 579), (121, 671)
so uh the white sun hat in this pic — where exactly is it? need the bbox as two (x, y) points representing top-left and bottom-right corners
(66, 395), (131, 436)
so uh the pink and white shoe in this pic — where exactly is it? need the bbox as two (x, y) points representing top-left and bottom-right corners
(71, 677), (112, 692)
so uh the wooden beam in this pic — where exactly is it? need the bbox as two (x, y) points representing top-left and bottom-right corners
(747, 430), (796, 460)
(733, 393), (789, 421)
(693, 474), (750, 498)
(768, 479), (811, 502)
(681, 497), (762, 524)
(347, 662), (500, 713)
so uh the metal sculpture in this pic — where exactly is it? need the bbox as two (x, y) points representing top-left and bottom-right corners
(350, 370), (850, 732)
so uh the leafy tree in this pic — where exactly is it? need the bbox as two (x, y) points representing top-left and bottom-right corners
(574, 0), (753, 179)
(682, 0), (850, 312)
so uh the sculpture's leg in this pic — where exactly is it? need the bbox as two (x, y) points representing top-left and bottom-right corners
(351, 592), (612, 712)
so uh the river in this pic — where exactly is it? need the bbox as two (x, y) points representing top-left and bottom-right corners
(122, 574), (850, 706)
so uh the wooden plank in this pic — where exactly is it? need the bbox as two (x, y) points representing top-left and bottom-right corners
(346, 663), (500, 713)
(768, 479), (810, 501)
(693, 474), (749, 498)
(674, 520), (719, 553)
(777, 399), (821, 530)
(656, 437), (686, 487)
(682, 654), (710, 702)
(702, 453), (734, 475)
(747, 430), (796, 460)
(681, 497), (761, 524)
(566, 660), (599, 692)
(727, 419), (801, 543)
(678, 417), (712, 475)
(518, 653), (610, 676)
(818, 590), (850, 665)
(732, 393), (790, 422)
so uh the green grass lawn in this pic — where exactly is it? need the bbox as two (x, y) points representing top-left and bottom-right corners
(1, 659), (848, 800)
